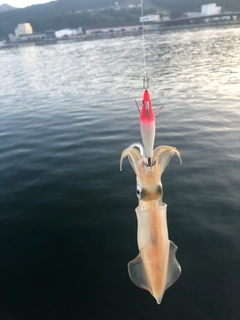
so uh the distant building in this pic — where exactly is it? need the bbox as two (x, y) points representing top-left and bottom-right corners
(0, 40), (7, 46)
(159, 12), (170, 21)
(55, 28), (83, 38)
(19, 33), (46, 41)
(15, 23), (33, 37)
(140, 15), (161, 23)
(8, 33), (18, 42)
(85, 25), (159, 36)
(44, 30), (56, 39)
(127, 4), (141, 8)
(182, 12), (201, 18)
(201, 3), (221, 16)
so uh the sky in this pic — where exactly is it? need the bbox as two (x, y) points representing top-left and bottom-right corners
(0, 0), (55, 8)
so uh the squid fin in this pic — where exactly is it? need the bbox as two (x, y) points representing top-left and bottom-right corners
(165, 241), (181, 290)
(128, 243), (181, 304)
(128, 254), (148, 291)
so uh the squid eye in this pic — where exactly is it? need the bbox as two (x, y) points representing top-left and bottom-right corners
(136, 184), (142, 199)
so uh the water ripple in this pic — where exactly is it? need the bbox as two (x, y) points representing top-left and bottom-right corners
(1, 26), (240, 319)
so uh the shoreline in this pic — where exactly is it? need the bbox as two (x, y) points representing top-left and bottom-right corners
(1, 20), (240, 49)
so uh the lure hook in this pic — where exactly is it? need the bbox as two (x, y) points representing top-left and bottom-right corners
(144, 157), (156, 167)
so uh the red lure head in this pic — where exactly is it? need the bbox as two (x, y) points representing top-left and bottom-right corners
(139, 89), (156, 159)
(140, 90), (155, 123)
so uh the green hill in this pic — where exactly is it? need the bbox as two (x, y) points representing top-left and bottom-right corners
(151, 0), (240, 11)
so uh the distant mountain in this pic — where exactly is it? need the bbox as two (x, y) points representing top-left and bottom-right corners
(0, 3), (17, 12)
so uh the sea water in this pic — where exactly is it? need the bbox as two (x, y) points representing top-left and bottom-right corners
(0, 26), (240, 319)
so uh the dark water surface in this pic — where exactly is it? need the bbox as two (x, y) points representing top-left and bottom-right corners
(1, 26), (240, 319)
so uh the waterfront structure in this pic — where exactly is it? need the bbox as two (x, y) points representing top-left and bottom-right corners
(159, 11), (240, 29)
(15, 23), (33, 37)
(19, 33), (46, 41)
(201, 3), (221, 16)
(182, 12), (201, 18)
(85, 24), (159, 37)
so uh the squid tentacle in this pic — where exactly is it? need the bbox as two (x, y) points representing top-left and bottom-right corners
(126, 143), (146, 157)
(153, 146), (182, 177)
(120, 147), (142, 174)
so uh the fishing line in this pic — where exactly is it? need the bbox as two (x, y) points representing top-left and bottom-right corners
(141, 0), (149, 89)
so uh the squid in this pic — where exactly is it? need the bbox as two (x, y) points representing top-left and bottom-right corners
(120, 89), (181, 304)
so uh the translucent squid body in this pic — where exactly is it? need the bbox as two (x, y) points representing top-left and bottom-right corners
(120, 89), (182, 304)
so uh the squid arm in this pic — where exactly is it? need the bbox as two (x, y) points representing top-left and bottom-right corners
(120, 143), (145, 174)
(153, 146), (182, 177)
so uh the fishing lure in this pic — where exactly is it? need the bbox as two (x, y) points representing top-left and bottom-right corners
(120, 89), (181, 304)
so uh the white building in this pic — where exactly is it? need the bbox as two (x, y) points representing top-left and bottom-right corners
(15, 23), (33, 37)
(183, 12), (201, 18)
(201, 3), (221, 16)
(140, 15), (160, 23)
(55, 28), (83, 38)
